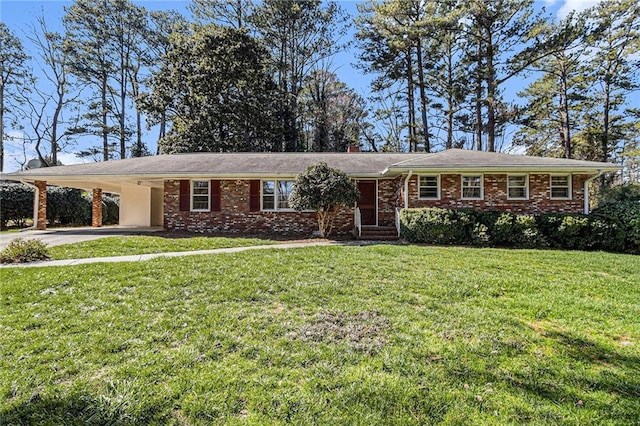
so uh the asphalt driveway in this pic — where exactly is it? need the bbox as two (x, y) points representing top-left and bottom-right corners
(0, 226), (163, 250)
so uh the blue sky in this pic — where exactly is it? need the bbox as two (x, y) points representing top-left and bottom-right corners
(0, 0), (615, 172)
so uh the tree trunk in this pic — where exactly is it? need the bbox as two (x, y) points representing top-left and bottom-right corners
(475, 36), (483, 151)
(559, 67), (572, 159)
(406, 49), (416, 152)
(601, 76), (611, 188)
(446, 46), (454, 150)
(415, 38), (430, 153)
(485, 31), (496, 152)
(50, 93), (63, 166)
(101, 72), (109, 161)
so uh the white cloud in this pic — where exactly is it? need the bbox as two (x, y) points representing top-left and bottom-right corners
(3, 131), (28, 173)
(544, 0), (559, 7)
(2, 130), (89, 173)
(557, 0), (601, 20)
(57, 153), (89, 167)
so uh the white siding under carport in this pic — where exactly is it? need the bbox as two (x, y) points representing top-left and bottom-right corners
(119, 183), (163, 227)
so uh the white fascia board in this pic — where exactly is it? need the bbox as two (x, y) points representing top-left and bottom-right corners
(384, 166), (621, 175)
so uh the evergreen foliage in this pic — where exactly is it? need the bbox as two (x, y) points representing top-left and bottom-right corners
(0, 182), (119, 229)
(289, 162), (359, 237)
(400, 206), (640, 254)
(144, 25), (283, 153)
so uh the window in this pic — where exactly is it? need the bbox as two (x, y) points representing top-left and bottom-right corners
(550, 175), (571, 199)
(191, 180), (210, 211)
(507, 175), (528, 199)
(462, 175), (483, 199)
(262, 180), (294, 210)
(419, 176), (440, 199)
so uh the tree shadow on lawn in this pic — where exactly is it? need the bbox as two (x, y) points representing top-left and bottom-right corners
(485, 325), (640, 422)
(1, 391), (160, 425)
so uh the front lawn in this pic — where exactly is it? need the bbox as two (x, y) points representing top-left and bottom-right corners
(1, 245), (638, 424)
(48, 235), (276, 259)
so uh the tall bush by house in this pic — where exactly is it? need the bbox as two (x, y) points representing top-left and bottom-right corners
(590, 201), (640, 254)
(0, 182), (34, 228)
(289, 162), (359, 238)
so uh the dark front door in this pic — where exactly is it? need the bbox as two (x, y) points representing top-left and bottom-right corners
(357, 180), (377, 226)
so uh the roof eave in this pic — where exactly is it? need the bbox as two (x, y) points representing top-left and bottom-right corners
(385, 166), (621, 174)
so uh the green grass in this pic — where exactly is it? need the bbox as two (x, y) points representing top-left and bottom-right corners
(0, 228), (23, 234)
(1, 245), (638, 424)
(48, 235), (277, 259)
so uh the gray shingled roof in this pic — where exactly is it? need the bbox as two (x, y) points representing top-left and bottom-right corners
(386, 149), (620, 171)
(3, 149), (619, 181)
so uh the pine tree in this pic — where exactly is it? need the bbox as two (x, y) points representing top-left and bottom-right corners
(0, 23), (30, 172)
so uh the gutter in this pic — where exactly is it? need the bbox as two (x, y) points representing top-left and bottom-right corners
(583, 170), (603, 214)
(403, 170), (413, 209)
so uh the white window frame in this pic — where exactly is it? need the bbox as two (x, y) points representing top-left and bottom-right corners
(461, 175), (483, 200)
(550, 174), (572, 200)
(261, 179), (295, 211)
(190, 180), (210, 212)
(507, 174), (529, 200)
(418, 175), (440, 200)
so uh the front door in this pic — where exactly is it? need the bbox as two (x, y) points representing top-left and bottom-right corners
(357, 180), (377, 226)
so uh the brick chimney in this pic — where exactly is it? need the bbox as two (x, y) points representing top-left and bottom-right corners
(347, 145), (361, 153)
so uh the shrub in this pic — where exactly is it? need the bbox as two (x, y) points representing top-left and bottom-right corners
(590, 200), (640, 254)
(47, 187), (91, 225)
(470, 223), (491, 246)
(400, 208), (474, 245)
(289, 162), (359, 237)
(597, 183), (640, 206)
(536, 213), (591, 250)
(0, 182), (119, 228)
(102, 194), (120, 225)
(0, 238), (51, 263)
(490, 212), (518, 246)
(515, 215), (547, 248)
(0, 182), (34, 229)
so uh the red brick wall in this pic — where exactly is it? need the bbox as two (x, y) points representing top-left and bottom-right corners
(35, 180), (47, 230)
(407, 173), (588, 214)
(91, 188), (103, 227)
(163, 174), (588, 235)
(377, 177), (403, 226)
(164, 179), (355, 235)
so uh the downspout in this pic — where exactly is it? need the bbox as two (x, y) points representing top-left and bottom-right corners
(404, 170), (413, 209)
(21, 180), (39, 230)
(584, 170), (603, 214)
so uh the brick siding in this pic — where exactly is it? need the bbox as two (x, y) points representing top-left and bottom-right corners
(163, 174), (588, 235)
(92, 188), (103, 227)
(35, 180), (47, 230)
(164, 179), (355, 236)
(407, 173), (587, 214)
(377, 177), (403, 227)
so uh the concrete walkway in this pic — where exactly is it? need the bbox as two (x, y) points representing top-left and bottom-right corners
(0, 240), (382, 269)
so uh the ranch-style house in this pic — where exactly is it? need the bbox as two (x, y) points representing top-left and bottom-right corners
(3, 148), (620, 237)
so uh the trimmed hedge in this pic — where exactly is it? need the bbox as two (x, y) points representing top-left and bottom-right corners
(0, 182), (119, 229)
(400, 206), (639, 254)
